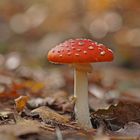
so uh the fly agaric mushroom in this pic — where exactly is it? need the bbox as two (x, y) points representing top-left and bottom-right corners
(48, 38), (114, 128)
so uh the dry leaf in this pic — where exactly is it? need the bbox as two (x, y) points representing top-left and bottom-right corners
(91, 100), (140, 130)
(113, 122), (140, 137)
(0, 132), (18, 140)
(0, 111), (16, 125)
(0, 119), (39, 136)
(45, 90), (74, 113)
(31, 106), (69, 123)
(15, 96), (29, 112)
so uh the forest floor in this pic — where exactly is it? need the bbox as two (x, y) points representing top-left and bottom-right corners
(0, 66), (140, 140)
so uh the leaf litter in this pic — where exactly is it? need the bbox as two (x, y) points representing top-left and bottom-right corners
(0, 66), (140, 139)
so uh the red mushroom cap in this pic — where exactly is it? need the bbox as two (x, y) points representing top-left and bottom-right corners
(48, 39), (114, 64)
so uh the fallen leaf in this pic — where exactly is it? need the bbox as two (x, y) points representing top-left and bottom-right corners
(27, 96), (74, 113)
(61, 101), (74, 113)
(94, 135), (110, 140)
(91, 100), (140, 131)
(0, 132), (18, 140)
(45, 97), (56, 106)
(112, 122), (140, 137)
(15, 96), (29, 112)
(40, 123), (55, 132)
(31, 106), (69, 123)
(0, 111), (16, 125)
(45, 90), (74, 113)
(0, 119), (40, 136)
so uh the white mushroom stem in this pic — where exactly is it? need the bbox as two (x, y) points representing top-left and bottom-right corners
(73, 63), (92, 128)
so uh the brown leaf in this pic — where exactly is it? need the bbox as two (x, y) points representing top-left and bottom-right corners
(0, 111), (16, 125)
(61, 101), (74, 113)
(0, 119), (39, 136)
(31, 106), (70, 123)
(91, 100), (140, 130)
(112, 122), (140, 137)
(94, 135), (110, 140)
(0, 132), (18, 140)
(15, 96), (29, 112)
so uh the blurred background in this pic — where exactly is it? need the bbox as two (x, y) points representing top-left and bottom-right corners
(0, 0), (140, 100)
(0, 0), (140, 68)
